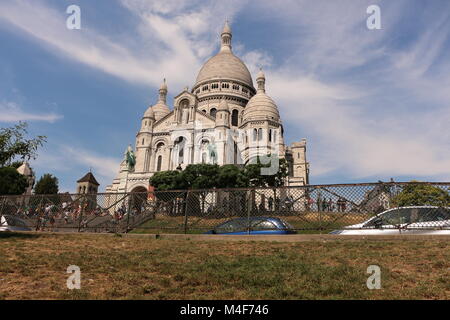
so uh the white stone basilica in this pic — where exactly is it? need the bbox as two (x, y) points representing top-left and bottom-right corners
(106, 22), (309, 193)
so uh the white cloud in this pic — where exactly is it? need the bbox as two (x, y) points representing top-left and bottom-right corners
(61, 146), (120, 179)
(33, 144), (121, 192)
(0, 0), (246, 91)
(0, 101), (62, 123)
(267, 69), (450, 179)
(247, 0), (450, 181)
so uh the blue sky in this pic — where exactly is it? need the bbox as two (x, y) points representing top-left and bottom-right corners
(1, 0), (449, 192)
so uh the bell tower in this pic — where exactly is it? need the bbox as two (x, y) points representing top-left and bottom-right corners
(76, 171), (100, 194)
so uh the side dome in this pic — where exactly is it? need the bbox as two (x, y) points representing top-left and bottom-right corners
(152, 102), (170, 121)
(242, 70), (280, 123)
(143, 106), (155, 119)
(243, 94), (280, 122)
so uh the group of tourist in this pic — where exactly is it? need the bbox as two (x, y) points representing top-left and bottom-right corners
(313, 197), (349, 212)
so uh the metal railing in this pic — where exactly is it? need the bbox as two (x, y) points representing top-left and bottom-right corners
(1, 182), (449, 234)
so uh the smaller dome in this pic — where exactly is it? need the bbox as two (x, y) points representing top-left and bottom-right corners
(217, 98), (229, 111)
(152, 102), (170, 121)
(256, 69), (265, 81)
(143, 106), (155, 119)
(243, 93), (280, 122)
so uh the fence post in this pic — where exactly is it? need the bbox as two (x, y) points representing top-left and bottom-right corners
(0, 196), (5, 216)
(317, 188), (323, 233)
(126, 193), (132, 233)
(183, 191), (189, 234)
(247, 190), (252, 234)
(78, 196), (85, 232)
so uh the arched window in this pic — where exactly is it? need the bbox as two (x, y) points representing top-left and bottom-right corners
(210, 108), (217, 118)
(258, 128), (263, 141)
(253, 128), (257, 141)
(156, 155), (162, 172)
(174, 137), (186, 165)
(156, 142), (164, 152)
(233, 142), (238, 164)
(269, 129), (272, 142)
(231, 109), (239, 126)
(142, 138), (145, 145)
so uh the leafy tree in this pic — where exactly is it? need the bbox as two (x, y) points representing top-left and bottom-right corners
(243, 156), (289, 188)
(392, 182), (450, 207)
(0, 122), (46, 167)
(150, 158), (290, 191)
(149, 170), (181, 191)
(216, 165), (247, 188)
(0, 167), (28, 195)
(34, 174), (59, 194)
(178, 164), (220, 190)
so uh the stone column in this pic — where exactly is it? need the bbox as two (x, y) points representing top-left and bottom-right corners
(148, 147), (156, 172)
(166, 145), (173, 170)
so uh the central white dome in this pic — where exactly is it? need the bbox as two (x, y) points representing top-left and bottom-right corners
(194, 22), (254, 90)
(195, 51), (254, 88)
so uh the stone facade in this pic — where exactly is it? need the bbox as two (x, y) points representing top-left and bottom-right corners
(106, 22), (309, 193)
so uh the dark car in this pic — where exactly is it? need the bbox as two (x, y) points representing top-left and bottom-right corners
(205, 217), (297, 235)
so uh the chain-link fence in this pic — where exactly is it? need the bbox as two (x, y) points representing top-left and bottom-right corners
(1, 182), (449, 234)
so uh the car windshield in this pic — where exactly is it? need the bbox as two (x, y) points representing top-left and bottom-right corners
(409, 208), (450, 223)
(251, 219), (277, 231)
(215, 218), (283, 233)
(215, 219), (249, 233)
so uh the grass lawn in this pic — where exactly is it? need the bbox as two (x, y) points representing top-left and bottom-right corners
(0, 232), (448, 299)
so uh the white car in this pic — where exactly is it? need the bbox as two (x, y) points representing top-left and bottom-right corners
(0, 215), (32, 232)
(330, 206), (450, 235)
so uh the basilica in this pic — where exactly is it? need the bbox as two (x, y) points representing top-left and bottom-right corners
(106, 22), (309, 193)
